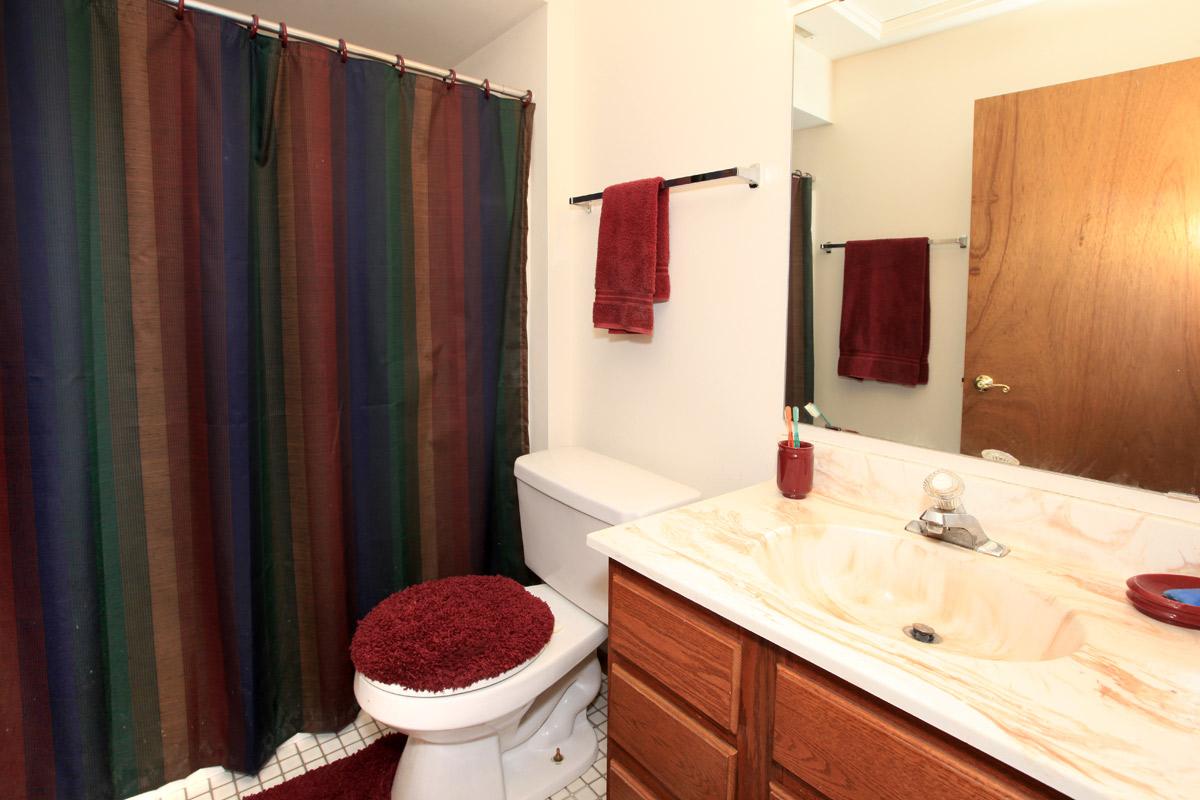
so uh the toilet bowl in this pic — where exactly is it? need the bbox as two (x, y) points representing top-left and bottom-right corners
(355, 585), (607, 800)
(353, 447), (701, 800)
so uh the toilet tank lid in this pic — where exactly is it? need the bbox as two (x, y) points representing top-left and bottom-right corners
(514, 447), (701, 525)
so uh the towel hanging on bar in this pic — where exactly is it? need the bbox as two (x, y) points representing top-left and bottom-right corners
(822, 235), (967, 252)
(570, 164), (760, 211)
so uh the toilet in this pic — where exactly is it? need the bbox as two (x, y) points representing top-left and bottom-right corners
(354, 447), (701, 800)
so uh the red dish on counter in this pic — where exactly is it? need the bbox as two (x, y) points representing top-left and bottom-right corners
(1125, 573), (1200, 629)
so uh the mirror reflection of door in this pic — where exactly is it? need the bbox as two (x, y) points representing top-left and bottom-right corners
(964, 57), (1200, 495)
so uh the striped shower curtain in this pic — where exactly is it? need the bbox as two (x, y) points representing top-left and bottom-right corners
(0, 1), (532, 797)
(785, 172), (814, 421)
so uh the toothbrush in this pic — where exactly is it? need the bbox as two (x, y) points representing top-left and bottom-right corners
(783, 406), (793, 446)
(805, 402), (839, 431)
(804, 402), (823, 427)
(792, 406), (801, 448)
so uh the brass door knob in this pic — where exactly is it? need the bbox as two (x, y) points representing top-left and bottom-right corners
(974, 375), (1011, 393)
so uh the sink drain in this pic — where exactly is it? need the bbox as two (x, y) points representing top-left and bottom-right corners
(904, 623), (940, 644)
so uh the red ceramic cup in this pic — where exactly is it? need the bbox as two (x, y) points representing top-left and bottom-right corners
(777, 440), (814, 499)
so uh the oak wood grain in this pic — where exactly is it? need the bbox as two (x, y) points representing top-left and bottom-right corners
(770, 778), (829, 800)
(610, 754), (665, 800)
(772, 658), (1064, 800)
(610, 564), (743, 733)
(609, 661), (738, 800)
(736, 629), (774, 800)
(965, 56), (1200, 494)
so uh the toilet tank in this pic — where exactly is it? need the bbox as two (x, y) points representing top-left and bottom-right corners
(514, 447), (701, 623)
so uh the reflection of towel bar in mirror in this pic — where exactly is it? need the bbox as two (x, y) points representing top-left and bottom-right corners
(569, 164), (760, 212)
(820, 235), (968, 253)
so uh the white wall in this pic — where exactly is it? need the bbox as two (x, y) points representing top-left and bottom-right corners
(794, 0), (1200, 453)
(544, 0), (796, 497)
(457, 5), (551, 451)
(792, 37), (832, 129)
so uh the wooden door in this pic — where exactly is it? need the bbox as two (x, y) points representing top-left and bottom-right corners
(964, 57), (1200, 494)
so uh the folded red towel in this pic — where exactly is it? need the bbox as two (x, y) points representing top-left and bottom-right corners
(837, 238), (930, 386)
(592, 177), (669, 334)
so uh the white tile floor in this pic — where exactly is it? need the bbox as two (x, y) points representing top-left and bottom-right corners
(131, 674), (609, 800)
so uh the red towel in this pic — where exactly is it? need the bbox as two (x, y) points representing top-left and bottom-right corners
(837, 238), (930, 386)
(592, 177), (669, 334)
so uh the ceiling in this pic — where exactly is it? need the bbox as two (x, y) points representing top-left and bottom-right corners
(793, 0), (1047, 59)
(241, 0), (545, 67)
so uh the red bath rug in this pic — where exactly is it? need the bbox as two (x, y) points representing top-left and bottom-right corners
(350, 575), (555, 693)
(254, 734), (406, 800)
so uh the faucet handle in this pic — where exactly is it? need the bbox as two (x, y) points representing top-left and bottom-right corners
(922, 470), (964, 511)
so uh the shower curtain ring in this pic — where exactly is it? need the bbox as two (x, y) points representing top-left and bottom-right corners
(248, 14), (259, 37)
(395, 54), (406, 75)
(482, 79), (491, 99)
(521, 89), (533, 107)
(338, 38), (348, 63)
(175, 0), (185, 20)
(279, 21), (288, 48)
(443, 69), (457, 89)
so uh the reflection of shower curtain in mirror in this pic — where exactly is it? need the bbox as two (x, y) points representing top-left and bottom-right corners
(785, 173), (815, 421)
(0, 1), (532, 797)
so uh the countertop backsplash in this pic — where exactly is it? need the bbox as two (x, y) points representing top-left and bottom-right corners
(807, 437), (1200, 581)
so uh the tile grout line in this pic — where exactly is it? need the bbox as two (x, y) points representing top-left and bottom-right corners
(137, 675), (609, 800)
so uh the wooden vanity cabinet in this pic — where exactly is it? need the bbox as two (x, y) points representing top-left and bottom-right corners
(606, 562), (1066, 800)
(607, 564), (772, 800)
(771, 656), (1066, 800)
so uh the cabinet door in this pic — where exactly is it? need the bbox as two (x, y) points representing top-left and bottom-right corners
(773, 660), (1062, 800)
(609, 662), (737, 800)
(610, 567), (743, 733)
(770, 779), (829, 800)
(609, 755), (664, 800)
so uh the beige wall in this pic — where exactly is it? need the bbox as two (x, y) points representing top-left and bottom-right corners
(543, 0), (795, 496)
(793, 37), (832, 128)
(457, 6), (551, 451)
(794, 0), (1200, 453)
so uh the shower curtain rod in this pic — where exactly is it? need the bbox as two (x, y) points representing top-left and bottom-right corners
(153, 0), (532, 101)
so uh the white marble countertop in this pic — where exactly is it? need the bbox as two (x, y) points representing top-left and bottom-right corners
(587, 481), (1200, 800)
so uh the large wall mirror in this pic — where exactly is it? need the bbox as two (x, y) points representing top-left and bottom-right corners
(787, 0), (1200, 496)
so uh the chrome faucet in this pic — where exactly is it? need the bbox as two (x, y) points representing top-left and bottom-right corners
(905, 470), (1009, 557)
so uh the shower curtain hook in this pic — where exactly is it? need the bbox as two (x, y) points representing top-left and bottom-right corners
(482, 79), (491, 99)
(338, 38), (348, 63)
(278, 20), (288, 48)
(443, 69), (457, 89)
(521, 89), (533, 107)
(175, 0), (185, 20)
(394, 54), (406, 75)
(248, 14), (259, 37)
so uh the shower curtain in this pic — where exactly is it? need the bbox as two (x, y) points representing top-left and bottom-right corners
(0, 1), (532, 797)
(785, 172), (814, 419)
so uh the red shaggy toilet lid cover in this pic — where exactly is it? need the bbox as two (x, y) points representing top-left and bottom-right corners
(351, 575), (555, 693)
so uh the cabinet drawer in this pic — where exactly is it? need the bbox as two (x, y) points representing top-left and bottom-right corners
(773, 661), (1059, 800)
(770, 780), (828, 800)
(609, 566), (742, 732)
(609, 755), (663, 800)
(610, 662), (737, 800)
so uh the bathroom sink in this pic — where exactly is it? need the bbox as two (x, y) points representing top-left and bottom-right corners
(753, 525), (1086, 662)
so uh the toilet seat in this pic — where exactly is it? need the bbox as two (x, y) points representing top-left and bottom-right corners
(355, 584), (606, 736)
(365, 651), (544, 698)
(352, 574), (555, 694)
